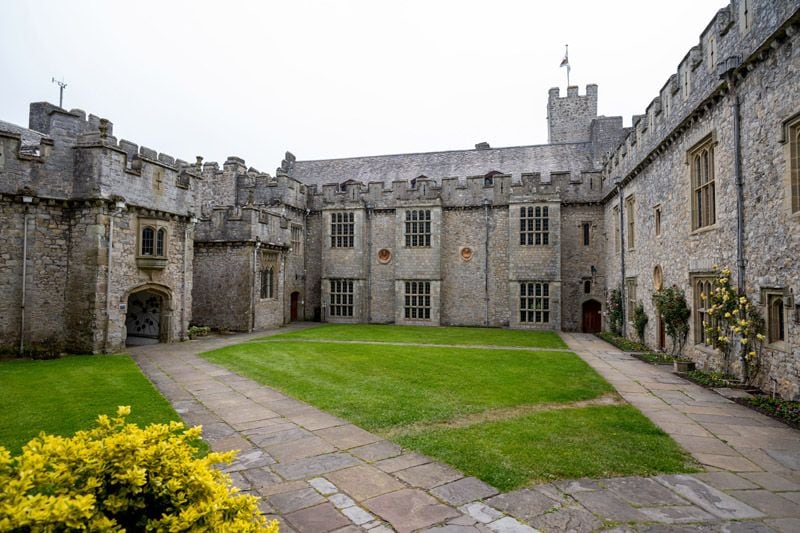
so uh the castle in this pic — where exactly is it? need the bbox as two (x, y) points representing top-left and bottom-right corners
(1, 0), (798, 398)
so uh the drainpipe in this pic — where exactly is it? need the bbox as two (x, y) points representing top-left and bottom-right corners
(364, 202), (373, 323)
(281, 251), (287, 325)
(103, 200), (125, 352)
(19, 196), (33, 355)
(729, 73), (746, 293)
(617, 182), (626, 337)
(181, 215), (196, 340)
(482, 199), (491, 326)
(251, 240), (261, 331)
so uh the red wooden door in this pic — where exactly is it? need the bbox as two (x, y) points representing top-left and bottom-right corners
(290, 292), (299, 321)
(582, 300), (602, 333)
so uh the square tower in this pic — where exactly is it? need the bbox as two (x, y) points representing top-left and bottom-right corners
(547, 84), (598, 144)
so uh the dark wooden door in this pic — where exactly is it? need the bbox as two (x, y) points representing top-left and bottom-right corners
(658, 315), (666, 351)
(290, 292), (299, 321)
(582, 300), (602, 333)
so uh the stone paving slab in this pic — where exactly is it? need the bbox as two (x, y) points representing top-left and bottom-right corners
(128, 328), (800, 532)
(364, 488), (461, 533)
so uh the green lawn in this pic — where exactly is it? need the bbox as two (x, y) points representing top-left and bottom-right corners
(202, 325), (697, 490)
(202, 342), (611, 431)
(263, 324), (568, 349)
(398, 405), (695, 491)
(0, 355), (183, 454)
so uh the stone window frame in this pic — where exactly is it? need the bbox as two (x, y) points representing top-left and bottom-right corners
(404, 280), (431, 320)
(761, 287), (789, 351)
(581, 221), (591, 246)
(138, 219), (168, 259)
(691, 273), (716, 346)
(330, 211), (355, 248)
(612, 206), (620, 253)
(625, 277), (637, 324)
(625, 195), (635, 250)
(654, 204), (662, 237)
(260, 267), (274, 299)
(520, 206), (549, 246)
(519, 281), (550, 324)
(404, 209), (432, 248)
(780, 111), (800, 218)
(329, 279), (354, 317)
(291, 225), (302, 255)
(688, 134), (717, 232)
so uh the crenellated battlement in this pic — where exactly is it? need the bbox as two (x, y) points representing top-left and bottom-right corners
(602, 0), (800, 194)
(307, 168), (605, 210)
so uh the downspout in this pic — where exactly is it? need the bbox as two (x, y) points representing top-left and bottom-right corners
(302, 208), (310, 320)
(617, 183), (626, 337)
(482, 199), (491, 327)
(19, 199), (32, 355)
(251, 240), (260, 331)
(181, 216), (195, 340)
(103, 200), (125, 352)
(729, 73), (746, 293)
(104, 210), (114, 351)
(281, 251), (287, 325)
(364, 203), (373, 323)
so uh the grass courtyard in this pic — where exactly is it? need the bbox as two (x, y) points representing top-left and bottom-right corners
(0, 354), (184, 454)
(202, 325), (697, 490)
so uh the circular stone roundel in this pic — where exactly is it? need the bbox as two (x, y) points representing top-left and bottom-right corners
(460, 246), (473, 261)
(377, 248), (392, 264)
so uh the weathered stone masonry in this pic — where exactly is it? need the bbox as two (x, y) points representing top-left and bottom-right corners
(0, 0), (797, 399)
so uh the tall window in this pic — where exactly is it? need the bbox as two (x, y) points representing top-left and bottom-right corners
(520, 206), (549, 245)
(790, 119), (800, 213)
(330, 279), (354, 317)
(767, 294), (785, 344)
(582, 222), (590, 246)
(331, 212), (354, 248)
(613, 206), (620, 253)
(692, 275), (714, 345)
(405, 210), (431, 247)
(291, 225), (302, 255)
(654, 205), (662, 237)
(625, 278), (637, 322)
(625, 196), (635, 249)
(141, 227), (155, 256)
(520, 282), (550, 324)
(690, 139), (715, 230)
(404, 281), (431, 320)
(156, 228), (166, 257)
(260, 268), (274, 299)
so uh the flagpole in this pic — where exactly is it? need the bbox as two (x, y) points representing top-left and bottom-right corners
(565, 44), (570, 87)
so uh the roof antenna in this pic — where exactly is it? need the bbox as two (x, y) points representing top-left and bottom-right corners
(51, 77), (67, 108)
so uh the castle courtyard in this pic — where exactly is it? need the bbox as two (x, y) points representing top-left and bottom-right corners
(125, 326), (800, 532)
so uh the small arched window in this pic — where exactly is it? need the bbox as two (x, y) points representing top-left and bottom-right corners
(768, 296), (785, 343)
(584, 280), (591, 294)
(156, 228), (166, 257)
(141, 227), (155, 256)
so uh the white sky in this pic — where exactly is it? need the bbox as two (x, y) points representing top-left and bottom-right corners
(1, 0), (724, 173)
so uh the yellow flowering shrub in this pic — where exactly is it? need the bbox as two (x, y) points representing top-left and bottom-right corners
(704, 267), (765, 384)
(0, 407), (278, 532)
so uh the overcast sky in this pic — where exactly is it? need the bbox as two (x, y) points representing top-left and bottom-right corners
(1, 0), (724, 173)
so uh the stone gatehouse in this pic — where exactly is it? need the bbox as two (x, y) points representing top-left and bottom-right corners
(0, 0), (797, 398)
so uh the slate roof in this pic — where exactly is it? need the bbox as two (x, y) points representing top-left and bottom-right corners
(290, 142), (595, 187)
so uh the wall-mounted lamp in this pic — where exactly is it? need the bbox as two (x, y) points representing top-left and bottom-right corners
(115, 200), (127, 211)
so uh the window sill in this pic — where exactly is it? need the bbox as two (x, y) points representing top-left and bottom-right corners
(766, 340), (790, 353)
(689, 224), (719, 236)
(136, 257), (167, 270)
(693, 343), (718, 357)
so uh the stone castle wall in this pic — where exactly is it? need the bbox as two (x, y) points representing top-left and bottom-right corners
(603, 0), (800, 398)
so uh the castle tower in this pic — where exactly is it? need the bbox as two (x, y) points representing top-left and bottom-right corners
(547, 84), (598, 144)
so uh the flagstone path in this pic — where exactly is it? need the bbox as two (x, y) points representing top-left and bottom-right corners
(130, 327), (800, 532)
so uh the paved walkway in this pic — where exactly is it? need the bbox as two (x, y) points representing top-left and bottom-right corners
(130, 327), (800, 533)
